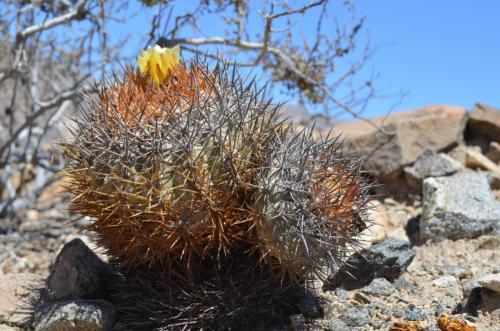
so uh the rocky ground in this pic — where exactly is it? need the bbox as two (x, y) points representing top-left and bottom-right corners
(0, 103), (499, 330)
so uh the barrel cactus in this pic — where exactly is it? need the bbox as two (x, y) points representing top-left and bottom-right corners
(61, 44), (371, 329)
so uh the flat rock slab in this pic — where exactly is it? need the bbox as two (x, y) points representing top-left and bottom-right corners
(421, 171), (500, 241)
(0, 273), (43, 327)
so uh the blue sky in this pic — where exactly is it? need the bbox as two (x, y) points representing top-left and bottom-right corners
(115, 1), (500, 120)
(354, 1), (500, 118)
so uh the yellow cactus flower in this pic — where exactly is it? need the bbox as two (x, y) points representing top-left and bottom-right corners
(137, 44), (180, 85)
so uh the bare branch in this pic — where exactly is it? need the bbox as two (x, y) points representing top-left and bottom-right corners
(17, 0), (87, 40)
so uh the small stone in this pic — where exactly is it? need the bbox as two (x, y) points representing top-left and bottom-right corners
(478, 273), (500, 293)
(34, 300), (115, 331)
(334, 288), (353, 300)
(439, 265), (467, 278)
(325, 319), (349, 331)
(405, 306), (427, 321)
(433, 276), (458, 288)
(47, 239), (112, 300)
(361, 278), (395, 296)
(393, 305), (406, 318)
(435, 297), (456, 316)
(326, 237), (415, 290)
(339, 307), (371, 327)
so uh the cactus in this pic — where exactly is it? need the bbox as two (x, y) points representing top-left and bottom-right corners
(62, 45), (371, 329)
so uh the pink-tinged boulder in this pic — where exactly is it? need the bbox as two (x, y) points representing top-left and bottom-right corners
(0, 273), (43, 327)
(329, 105), (467, 181)
(466, 103), (500, 144)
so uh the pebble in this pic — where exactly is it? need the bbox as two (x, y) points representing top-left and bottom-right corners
(324, 320), (349, 331)
(435, 297), (456, 316)
(432, 276), (458, 288)
(405, 306), (428, 321)
(361, 278), (396, 296)
(334, 288), (353, 300)
(339, 307), (371, 327)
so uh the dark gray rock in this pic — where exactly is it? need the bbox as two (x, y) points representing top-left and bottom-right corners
(404, 149), (460, 189)
(34, 300), (115, 331)
(361, 278), (395, 296)
(421, 171), (500, 241)
(47, 239), (110, 301)
(325, 237), (415, 290)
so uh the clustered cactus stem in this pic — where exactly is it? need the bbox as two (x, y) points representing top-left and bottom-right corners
(61, 45), (371, 329)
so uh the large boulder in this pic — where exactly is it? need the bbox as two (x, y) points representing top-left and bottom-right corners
(330, 105), (467, 181)
(466, 103), (500, 145)
(421, 171), (500, 241)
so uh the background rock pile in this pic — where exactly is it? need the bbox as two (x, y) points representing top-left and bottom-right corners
(0, 103), (499, 330)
